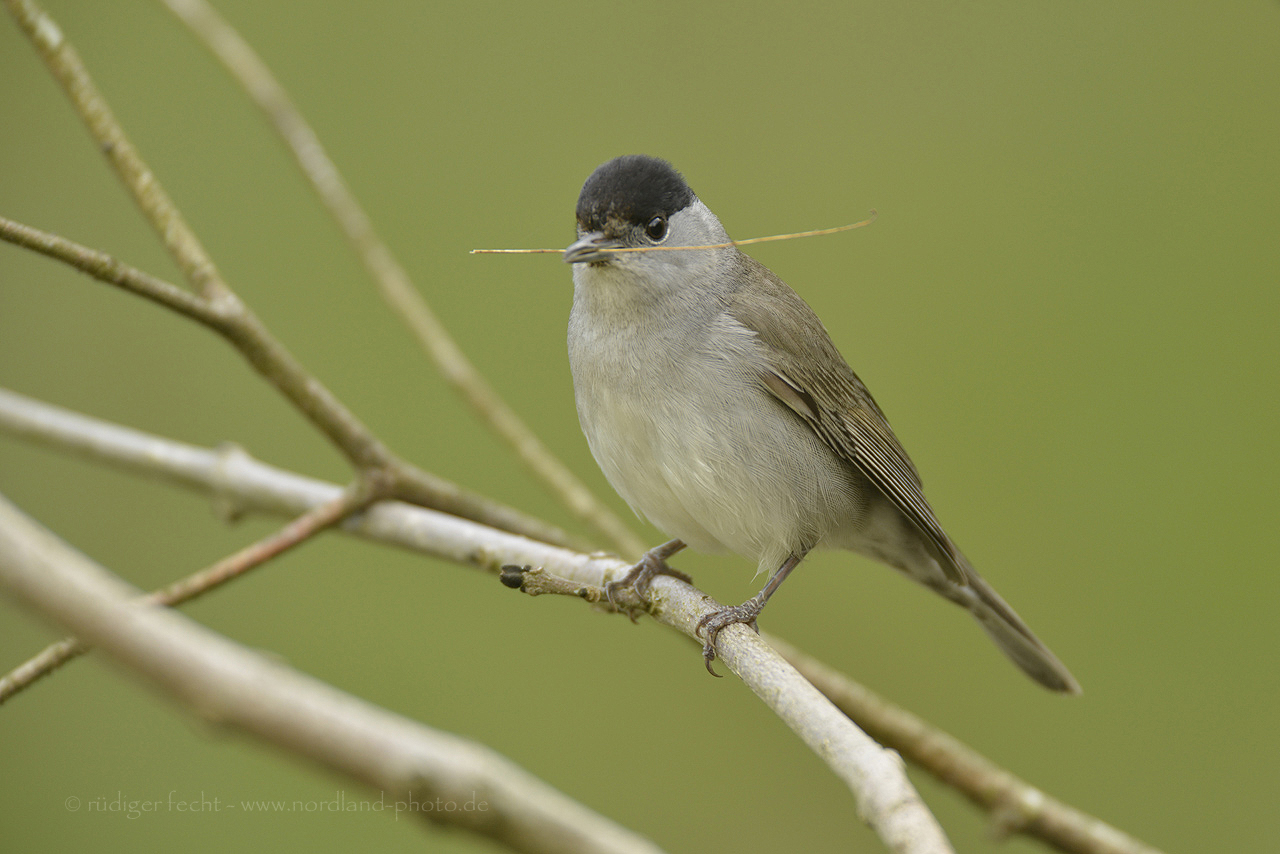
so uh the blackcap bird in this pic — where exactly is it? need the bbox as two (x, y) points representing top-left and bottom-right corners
(564, 154), (1079, 693)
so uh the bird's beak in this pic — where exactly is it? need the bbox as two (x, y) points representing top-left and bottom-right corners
(563, 231), (624, 264)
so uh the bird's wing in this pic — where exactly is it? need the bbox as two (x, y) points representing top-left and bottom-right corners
(726, 254), (967, 584)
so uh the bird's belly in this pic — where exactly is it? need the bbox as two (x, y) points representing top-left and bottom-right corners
(575, 363), (861, 572)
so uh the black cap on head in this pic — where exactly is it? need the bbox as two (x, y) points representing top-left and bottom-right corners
(576, 155), (696, 231)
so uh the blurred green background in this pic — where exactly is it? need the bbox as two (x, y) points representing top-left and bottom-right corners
(2, 2), (1277, 852)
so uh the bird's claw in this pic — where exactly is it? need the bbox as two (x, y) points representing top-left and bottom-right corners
(604, 552), (692, 620)
(695, 603), (762, 677)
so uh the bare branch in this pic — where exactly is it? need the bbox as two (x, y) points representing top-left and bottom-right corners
(505, 573), (953, 854)
(768, 639), (1165, 854)
(4, 0), (227, 300)
(0, 214), (575, 549)
(0, 215), (217, 321)
(2, 0), (582, 550)
(0, 390), (951, 854)
(0, 389), (1164, 854)
(0, 635), (84, 701)
(0, 486), (370, 702)
(153, 485), (373, 607)
(0, 493), (666, 854)
(162, 0), (646, 559)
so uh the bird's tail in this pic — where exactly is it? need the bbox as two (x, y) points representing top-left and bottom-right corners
(958, 568), (1081, 694)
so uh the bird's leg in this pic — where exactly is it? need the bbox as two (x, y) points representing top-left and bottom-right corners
(696, 551), (805, 676)
(604, 539), (692, 618)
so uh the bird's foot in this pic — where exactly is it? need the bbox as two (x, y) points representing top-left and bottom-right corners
(695, 600), (764, 677)
(604, 542), (692, 620)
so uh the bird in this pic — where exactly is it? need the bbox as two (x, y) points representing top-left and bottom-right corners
(563, 154), (1079, 693)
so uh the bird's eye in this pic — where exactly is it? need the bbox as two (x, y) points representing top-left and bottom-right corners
(644, 215), (668, 242)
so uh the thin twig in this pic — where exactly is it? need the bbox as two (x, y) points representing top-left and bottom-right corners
(3, 0), (582, 550)
(163, 0), (646, 559)
(0, 215), (218, 321)
(0, 494), (666, 854)
(152, 482), (374, 607)
(4, 0), (227, 300)
(0, 636), (84, 702)
(768, 639), (1163, 854)
(0, 485), (372, 703)
(0, 214), (575, 550)
(0, 389), (1165, 854)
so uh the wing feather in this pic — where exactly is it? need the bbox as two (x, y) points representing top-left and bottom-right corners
(726, 255), (967, 583)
